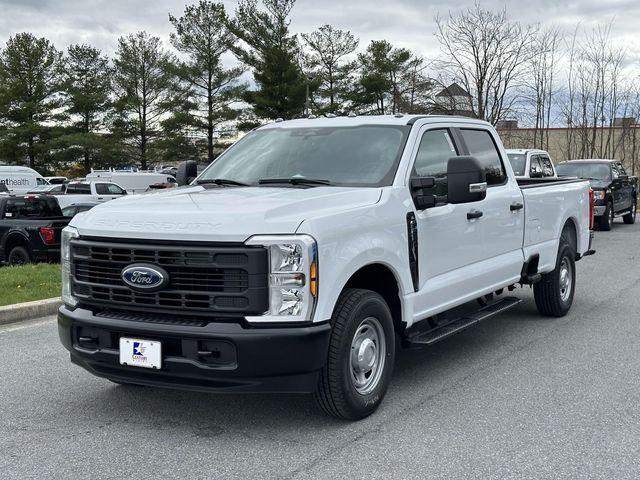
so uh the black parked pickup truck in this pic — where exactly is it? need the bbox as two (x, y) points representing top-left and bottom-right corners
(0, 195), (70, 265)
(556, 159), (638, 231)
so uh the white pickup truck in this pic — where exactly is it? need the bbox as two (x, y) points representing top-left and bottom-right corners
(55, 181), (127, 209)
(58, 115), (594, 420)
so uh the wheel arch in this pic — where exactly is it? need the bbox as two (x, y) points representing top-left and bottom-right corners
(335, 262), (405, 334)
(2, 231), (30, 258)
(561, 217), (578, 254)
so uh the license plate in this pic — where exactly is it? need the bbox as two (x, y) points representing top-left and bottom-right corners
(119, 337), (162, 369)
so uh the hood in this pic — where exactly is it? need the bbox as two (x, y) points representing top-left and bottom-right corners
(587, 179), (610, 190)
(71, 185), (382, 242)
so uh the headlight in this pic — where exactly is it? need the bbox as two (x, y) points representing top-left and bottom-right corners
(593, 190), (605, 200)
(61, 226), (79, 308)
(245, 235), (318, 323)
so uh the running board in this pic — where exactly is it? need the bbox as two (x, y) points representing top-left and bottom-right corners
(406, 297), (522, 347)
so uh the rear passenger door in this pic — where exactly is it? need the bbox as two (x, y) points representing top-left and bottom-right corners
(458, 128), (524, 284)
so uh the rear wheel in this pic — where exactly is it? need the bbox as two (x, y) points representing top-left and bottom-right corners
(534, 239), (576, 317)
(315, 288), (395, 420)
(598, 200), (614, 231)
(7, 246), (31, 265)
(623, 196), (636, 224)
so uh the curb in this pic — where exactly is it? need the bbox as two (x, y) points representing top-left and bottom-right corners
(0, 297), (61, 326)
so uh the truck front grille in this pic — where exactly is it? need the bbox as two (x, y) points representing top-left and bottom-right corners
(70, 238), (269, 316)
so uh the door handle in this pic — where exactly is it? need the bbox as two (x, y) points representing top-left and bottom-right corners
(467, 210), (483, 220)
(510, 202), (524, 211)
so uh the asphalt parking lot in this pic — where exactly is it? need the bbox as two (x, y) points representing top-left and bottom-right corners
(2, 220), (640, 479)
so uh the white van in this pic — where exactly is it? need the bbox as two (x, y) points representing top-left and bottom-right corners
(0, 165), (49, 194)
(86, 169), (176, 194)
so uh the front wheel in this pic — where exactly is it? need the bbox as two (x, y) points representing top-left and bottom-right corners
(534, 240), (576, 317)
(623, 197), (636, 224)
(315, 289), (395, 420)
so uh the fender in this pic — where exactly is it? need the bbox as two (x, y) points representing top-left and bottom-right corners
(1, 228), (30, 259)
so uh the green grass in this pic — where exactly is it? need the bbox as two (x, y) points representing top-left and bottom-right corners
(0, 263), (61, 307)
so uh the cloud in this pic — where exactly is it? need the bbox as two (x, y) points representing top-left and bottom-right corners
(0, 0), (638, 68)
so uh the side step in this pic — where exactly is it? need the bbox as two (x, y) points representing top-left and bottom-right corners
(406, 296), (522, 347)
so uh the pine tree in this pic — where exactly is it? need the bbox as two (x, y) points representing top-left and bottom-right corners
(112, 32), (181, 169)
(0, 33), (63, 169)
(59, 44), (113, 173)
(228, 0), (306, 120)
(302, 25), (358, 114)
(170, 1), (246, 163)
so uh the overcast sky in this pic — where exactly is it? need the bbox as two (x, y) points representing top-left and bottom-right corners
(0, 0), (639, 75)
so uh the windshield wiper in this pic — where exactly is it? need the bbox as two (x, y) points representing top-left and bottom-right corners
(258, 177), (332, 186)
(196, 178), (249, 187)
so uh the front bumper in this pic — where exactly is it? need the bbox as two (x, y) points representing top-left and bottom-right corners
(58, 306), (331, 393)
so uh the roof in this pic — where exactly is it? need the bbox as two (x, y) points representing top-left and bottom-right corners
(259, 114), (491, 130)
(436, 83), (472, 98)
(505, 149), (549, 155)
(561, 159), (617, 163)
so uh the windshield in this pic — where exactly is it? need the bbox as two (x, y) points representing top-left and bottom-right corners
(507, 154), (527, 176)
(198, 125), (410, 187)
(556, 163), (611, 181)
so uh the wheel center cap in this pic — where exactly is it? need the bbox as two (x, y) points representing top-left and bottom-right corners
(356, 338), (376, 372)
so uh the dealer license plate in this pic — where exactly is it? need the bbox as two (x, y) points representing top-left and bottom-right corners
(119, 337), (162, 369)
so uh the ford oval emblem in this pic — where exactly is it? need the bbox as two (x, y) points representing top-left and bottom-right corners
(121, 264), (169, 291)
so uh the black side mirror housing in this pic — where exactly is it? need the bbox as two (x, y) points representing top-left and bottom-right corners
(410, 177), (438, 210)
(176, 160), (198, 186)
(447, 156), (487, 204)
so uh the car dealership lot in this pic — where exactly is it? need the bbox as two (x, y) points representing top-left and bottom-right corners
(2, 222), (640, 479)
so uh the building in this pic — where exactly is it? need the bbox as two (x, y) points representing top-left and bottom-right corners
(498, 122), (640, 174)
(433, 83), (475, 117)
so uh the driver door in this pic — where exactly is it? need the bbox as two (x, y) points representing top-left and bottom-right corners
(410, 126), (491, 319)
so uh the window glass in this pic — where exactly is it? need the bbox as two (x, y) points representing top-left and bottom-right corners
(66, 183), (91, 194)
(507, 153), (526, 176)
(617, 163), (628, 176)
(411, 129), (457, 196)
(555, 163), (612, 181)
(36, 177), (47, 186)
(198, 125), (410, 187)
(460, 129), (506, 185)
(529, 156), (543, 177)
(540, 157), (554, 177)
(107, 184), (126, 195)
(413, 130), (457, 177)
(95, 183), (124, 195)
(4, 198), (62, 218)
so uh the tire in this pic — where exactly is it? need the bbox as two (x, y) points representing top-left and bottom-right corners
(315, 288), (396, 420)
(623, 196), (636, 224)
(598, 200), (614, 231)
(534, 239), (576, 317)
(7, 246), (31, 265)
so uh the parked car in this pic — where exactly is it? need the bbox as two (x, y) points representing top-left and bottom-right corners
(506, 149), (557, 179)
(556, 159), (637, 231)
(61, 202), (99, 218)
(0, 195), (70, 265)
(86, 169), (176, 194)
(58, 115), (594, 420)
(55, 181), (127, 209)
(0, 165), (49, 194)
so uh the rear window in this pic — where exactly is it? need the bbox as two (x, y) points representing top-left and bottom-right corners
(507, 154), (526, 176)
(66, 183), (91, 194)
(3, 197), (63, 219)
(460, 129), (507, 185)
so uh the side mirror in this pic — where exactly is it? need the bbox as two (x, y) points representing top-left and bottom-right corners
(447, 156), (487, 204)
(176, 160), (198, 186)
